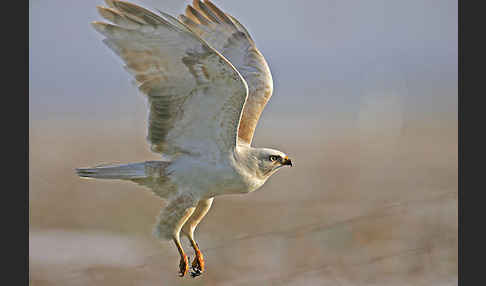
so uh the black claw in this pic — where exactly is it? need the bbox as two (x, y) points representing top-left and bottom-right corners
(191, 264), (201, 272)
(178, 256), (189, 277)
(190, 269), (202, 278)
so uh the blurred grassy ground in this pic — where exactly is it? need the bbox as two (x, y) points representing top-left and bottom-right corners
(29, 114), (457, 286)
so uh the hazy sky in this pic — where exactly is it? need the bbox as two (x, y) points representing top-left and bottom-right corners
(29, 0), (457, 126)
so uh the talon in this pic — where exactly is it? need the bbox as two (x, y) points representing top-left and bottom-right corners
(191, 249), (205, 274)
(190, 269), (202, 278)
(179, 254), (189, 277)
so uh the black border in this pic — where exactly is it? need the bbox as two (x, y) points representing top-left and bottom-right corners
(7, 0), (28, 284)
(459, 0), (485, 284)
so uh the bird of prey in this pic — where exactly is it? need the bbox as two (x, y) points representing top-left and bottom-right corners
(77, 0), (292, 278)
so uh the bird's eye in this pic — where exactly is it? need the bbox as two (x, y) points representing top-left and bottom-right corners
(269, 155), (280, 162)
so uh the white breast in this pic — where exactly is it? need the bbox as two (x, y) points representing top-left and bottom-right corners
(167, 154), (260, 199)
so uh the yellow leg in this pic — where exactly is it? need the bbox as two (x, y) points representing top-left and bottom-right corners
(172, 236), (189, 277)
(172, 206), (196, 277)
(181, 198), (214, 277)
(155, 195), (197, 277)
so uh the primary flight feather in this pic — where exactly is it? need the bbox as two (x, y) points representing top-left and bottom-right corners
(77, 0), (292, 278)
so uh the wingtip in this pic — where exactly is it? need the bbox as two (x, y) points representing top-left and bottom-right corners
(104, 0), (116, 8)
(97, 5), (121, 24)
(96, 5), (107, 13)
(90, 21), (104, 31)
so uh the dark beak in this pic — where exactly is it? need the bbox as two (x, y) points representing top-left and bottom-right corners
(282, 158), (292, 167)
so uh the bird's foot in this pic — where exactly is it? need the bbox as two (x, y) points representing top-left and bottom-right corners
(179, 254), (189, 277)
(190, 250), (205, 278)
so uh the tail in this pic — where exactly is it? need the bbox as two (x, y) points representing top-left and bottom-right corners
(76, 162), (149, 180)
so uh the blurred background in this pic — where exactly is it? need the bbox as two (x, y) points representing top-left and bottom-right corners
(29, 0), (457, 285)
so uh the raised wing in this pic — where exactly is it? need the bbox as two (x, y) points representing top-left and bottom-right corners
(179, 0), (273, 145)
(92, 0), (248, 159)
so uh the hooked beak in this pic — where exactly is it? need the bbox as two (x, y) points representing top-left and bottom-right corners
(282, 157), (292, 167)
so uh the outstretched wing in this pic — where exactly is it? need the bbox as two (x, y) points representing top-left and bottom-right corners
(179, 0), (273, 145)
(92, 0), (248, 159)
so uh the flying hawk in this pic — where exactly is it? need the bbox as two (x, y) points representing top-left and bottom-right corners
(77, 0), (292, 278)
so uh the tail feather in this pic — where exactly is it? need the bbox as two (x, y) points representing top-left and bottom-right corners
(76, 162), (147, 179)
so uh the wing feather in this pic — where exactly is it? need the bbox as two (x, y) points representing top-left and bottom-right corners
(92, 0), (249, 159)
(180, 0), (273, 145)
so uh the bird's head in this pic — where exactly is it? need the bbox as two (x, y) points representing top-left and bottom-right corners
(250, 148), (292, 178)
